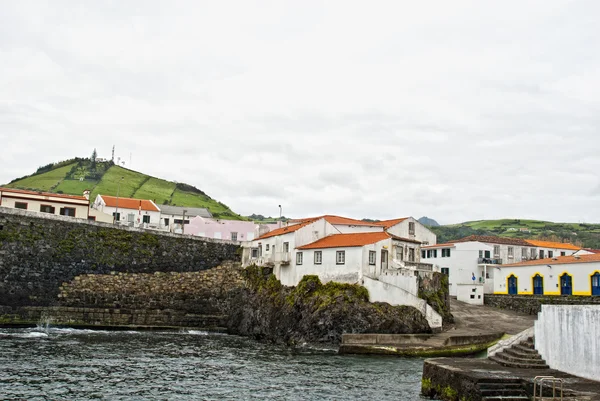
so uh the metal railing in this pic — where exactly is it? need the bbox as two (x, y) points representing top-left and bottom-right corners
(533, 376), (563, 400)
(477, 257), (503, 265)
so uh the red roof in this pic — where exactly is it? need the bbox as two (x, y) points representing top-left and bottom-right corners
(423, 242), (456, 249)
(291, 215), (381, 227)
(503, 253), (600, 267)
(374, 218), (408, 229)
(525, 240), (580, 251)
(256, 219), (317, 240)
(297, 232), (390, 250)
(99, 195), (159, 212)
(0, 187), (88, 202)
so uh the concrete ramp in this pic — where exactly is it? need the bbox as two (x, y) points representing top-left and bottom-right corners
(363, 276), (443, 330)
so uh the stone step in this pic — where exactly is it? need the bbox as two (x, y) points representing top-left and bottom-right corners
(489, 355), (549, 369)
(519, 339), (535, 349)
(477, 378), (523, 385)
(496, 352), (547, 365)
(480, 387), (529, 397)
(513, 343), (539, 354)
(482, 397), (530, 401)
(503, 347), (542, 360)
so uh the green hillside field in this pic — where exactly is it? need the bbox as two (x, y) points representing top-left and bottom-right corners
(431, 218), (600, 249)
(4, 157), (246, 220)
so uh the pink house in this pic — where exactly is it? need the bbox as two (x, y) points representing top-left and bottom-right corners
(186, 217), (279, 242)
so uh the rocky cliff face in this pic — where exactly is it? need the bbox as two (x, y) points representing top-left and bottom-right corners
(226, 266), (432, 345)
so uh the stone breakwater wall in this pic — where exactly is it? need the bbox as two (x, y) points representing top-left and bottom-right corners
(0, 207), (240, 307)
(58, 263), (244, 313)
(484, 294), (600, 315)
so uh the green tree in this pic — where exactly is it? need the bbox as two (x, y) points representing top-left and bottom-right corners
(90, 148), (97, 171)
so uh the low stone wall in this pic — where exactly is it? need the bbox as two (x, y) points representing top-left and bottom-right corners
(484, 294), (600, 315)
(0, 306), (226, 329)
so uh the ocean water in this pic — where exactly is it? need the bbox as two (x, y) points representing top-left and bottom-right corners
(0, 327), (430, 400)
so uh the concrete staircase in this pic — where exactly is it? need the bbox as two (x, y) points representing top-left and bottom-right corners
(476, 378), (529, 401)
(489, 337), (549, 369)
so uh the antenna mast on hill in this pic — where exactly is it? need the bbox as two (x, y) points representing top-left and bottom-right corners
(112, 145), (115, 162)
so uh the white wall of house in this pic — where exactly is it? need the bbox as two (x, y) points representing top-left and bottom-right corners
(378, 269), (418, 297)
(99, 205), (162, 226)
(286, 247), (364, 286)
(456, 284), (484, 305)
(294, 218), (336, 248)
(494, 261), (600, 296)
(0, 192), (89, 219)
(363, 276), (442, 330)
(88, 208), (113, 223)
(535, 305), (600, 381)
(386, 217), (437, 245)
(534, 246), (579, 259)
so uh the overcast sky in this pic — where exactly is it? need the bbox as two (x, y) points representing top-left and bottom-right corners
(1, 1), (599, 224)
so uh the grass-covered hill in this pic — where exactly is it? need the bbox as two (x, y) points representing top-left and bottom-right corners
(431, 219), (600, 249)
(4, 157), (246, 220)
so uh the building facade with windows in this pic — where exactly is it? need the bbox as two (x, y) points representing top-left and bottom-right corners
(0, 187), (89, 219)
(186, 216), (278, 242)
(423, 235), (582, 296)
(92, 195), (161, 227)
(247, 215), (434, 287)
(494, 253), (600, 296)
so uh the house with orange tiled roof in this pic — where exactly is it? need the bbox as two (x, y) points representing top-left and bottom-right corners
(0, 187), (90, 219)
(92, 194), (161, 227)
(421, 235), (582, 301)
(493, 253), (600, 297)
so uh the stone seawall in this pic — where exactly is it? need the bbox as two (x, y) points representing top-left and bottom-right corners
(484, 294), (600, 315)
(0, 207), (240, 307)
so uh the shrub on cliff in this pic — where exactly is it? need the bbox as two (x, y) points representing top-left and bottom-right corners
(227, 266), (432, 345)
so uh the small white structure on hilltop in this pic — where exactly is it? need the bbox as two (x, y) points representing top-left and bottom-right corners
(246, 215), (443, 330)
(422, 236), (582, 297)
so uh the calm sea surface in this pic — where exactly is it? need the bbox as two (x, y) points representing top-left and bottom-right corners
(0, 327), (431, 400)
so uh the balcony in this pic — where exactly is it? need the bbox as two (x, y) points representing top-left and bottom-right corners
(478, 257), (503, 265)
(274, 252), (291, 265)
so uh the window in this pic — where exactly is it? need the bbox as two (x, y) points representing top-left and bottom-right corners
(479, 250), (483, 258)
(396, 247), (403, 261)
(251, 248), (259, 258)
(508, 247), (514, 258)
(113, 212), (121, 221)
(231, 232), (238, 241)
(548, 251), (553, 258)
(283, 242), (290, 253)
(433, 249), (438, 258)
(484, 250), (491, 259)
(408, 222), (415, 235)
(442, 248), (451, 257)
(40, 205), (55, 214)
(369, 251), (376, 265)
(164, 218), (170, 226)
(422, 250), (426, 259)
(336, 251), (345, 264)
(314, 251), (322, 264)
(561, 252), (566, 256)
(14, 202), (27, 210)
(408, 248), (415, 262)
(427, 250), (432, 258)
(60, 207), (76, 217)
(493, 245), (500, 257)
(127, 213), (135, 222)
(531, 248), (536, 258)
(174, 219), (190, 225)
(539, 250), (545, 259)
(522, 248), (528, 259)
(296, 252), (303, 265)
(441, 267), (449, 275)
(266, 244), (270, 251)
(142, 215), (151, 224)
(87, 216), (96, 221)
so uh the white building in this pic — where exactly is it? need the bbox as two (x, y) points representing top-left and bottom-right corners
(157, 205), (212, 233)
(0, 187), (89, 219)
(423, 236), (581, 296)
(92, 195), (161, 227)
(495, 253), (600, 296)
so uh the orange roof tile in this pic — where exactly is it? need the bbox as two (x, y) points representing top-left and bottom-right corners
(291, 215), (382, 227)
(525, 240), (581, 251)
(373, 218), (409, 229)
(503, 253), (600, 267)
(423, 242), (456, 249)
(100, 195), (159, 212)
(297, 232), (390, 250)
(255, 219), (317, 240)
(0, 187), (88, 202)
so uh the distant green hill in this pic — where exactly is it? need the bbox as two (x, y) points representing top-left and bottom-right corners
(431, 219), (600, 249)
(4, 157), (246, 220)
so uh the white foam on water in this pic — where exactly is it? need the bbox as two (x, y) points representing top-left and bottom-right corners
(187, 330), (210, 336)
(21, 332), (49, 338)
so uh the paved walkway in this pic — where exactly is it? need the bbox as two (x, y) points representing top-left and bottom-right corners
(446, 298), (536, 336)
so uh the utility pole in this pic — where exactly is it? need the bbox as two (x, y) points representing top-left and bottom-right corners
(114, 176), (124, 224)
(279, 205), (282, 228)
(182, 210), (187, 234)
